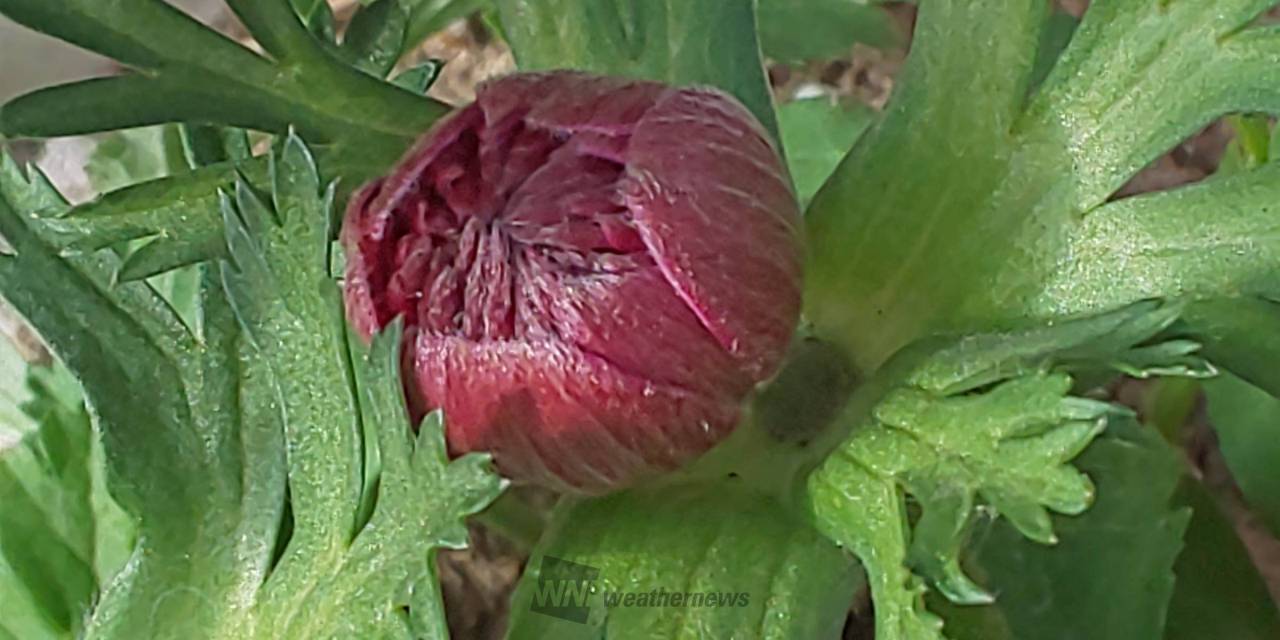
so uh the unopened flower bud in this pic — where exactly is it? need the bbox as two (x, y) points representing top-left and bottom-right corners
(343, 71), (801, 493)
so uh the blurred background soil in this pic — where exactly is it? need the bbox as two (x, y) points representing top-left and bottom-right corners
(2, 1), (1278, 638)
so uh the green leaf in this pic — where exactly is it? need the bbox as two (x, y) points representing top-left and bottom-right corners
(507, 483), (859, 640)
(803, 0), (1050, 369)
(805, 301), (1208, 640)
(902, 301), (1211, 395)
(0, 153), (64, 215)
(955, 418), (1190, 640)
(757, 0), (901, 62)
(179, 125), (253, 168)
(84, 125), (188, 194)
(218, 135), (362, 557)
(0, 0), (447, 160)
(1028, 8), (1078, 93)
(495, 0), (780, 140)
(1025, 4), (1280, 210)
(39, 162), (240, 281)
(342, 0), (411, 77)
(1, 153), (291, 638)
(1165, 476), (1280, 640)
(213, 133), (504, 639)
(0, 138), (503, 638)
(243, 324), (503, 639)
(1179, 297), (1280, 398)
(290, 0), (338, 43)
(40, 140), (403, 284)
(778, 97), (874, 206)
(938, 425), (1280, 640)
(1203, 372), (1280, 536)
(810, 464), (944, 640)
(804, 0), (1280, 371)
(0, 353), (134, 640)
(224, 0), (332, 62)
(1031, 163), (1280, 319)
(392, 60), (446, 95)
(0, 154), (209, 529)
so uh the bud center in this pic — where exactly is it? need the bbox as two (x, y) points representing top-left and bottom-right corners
(368, 109), (650, 342)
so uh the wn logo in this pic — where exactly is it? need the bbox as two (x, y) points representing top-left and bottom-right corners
(530, 556), (599, 624)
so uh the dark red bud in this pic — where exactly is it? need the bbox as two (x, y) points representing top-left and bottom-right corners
(342, 71), (802, 493)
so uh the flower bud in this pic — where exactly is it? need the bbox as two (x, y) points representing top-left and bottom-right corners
(342, 71), (801, 493)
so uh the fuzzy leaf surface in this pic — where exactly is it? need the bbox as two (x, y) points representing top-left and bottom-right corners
(0, 139), (503, 639)
(507, 483), (859, 640)
(806, 301), (1210, 640)
(806, 0), (1280, 372)
(955, 418), (1189, 640)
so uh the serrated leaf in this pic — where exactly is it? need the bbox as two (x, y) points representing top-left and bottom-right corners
(496, 0), (780, 140)
(905, 300), (1199, 395)
(757, 0), (901, 62)
(507, 483), (858, 640)
(0, 154), (206, 524)
(40, 140), (404, 284)
(214, 134), (504, 639)
(0, 135), (502, 639)
(808, 462), (945, 640)
(219, 135), (362, 555)
(0, 152), (65, 214)
(806, 301), (1208, 640)
(957, 418), (1190, 640)
(41, 162), (242, 254)
(1, 147), (292, 639)
(254, 324), (503, 639)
